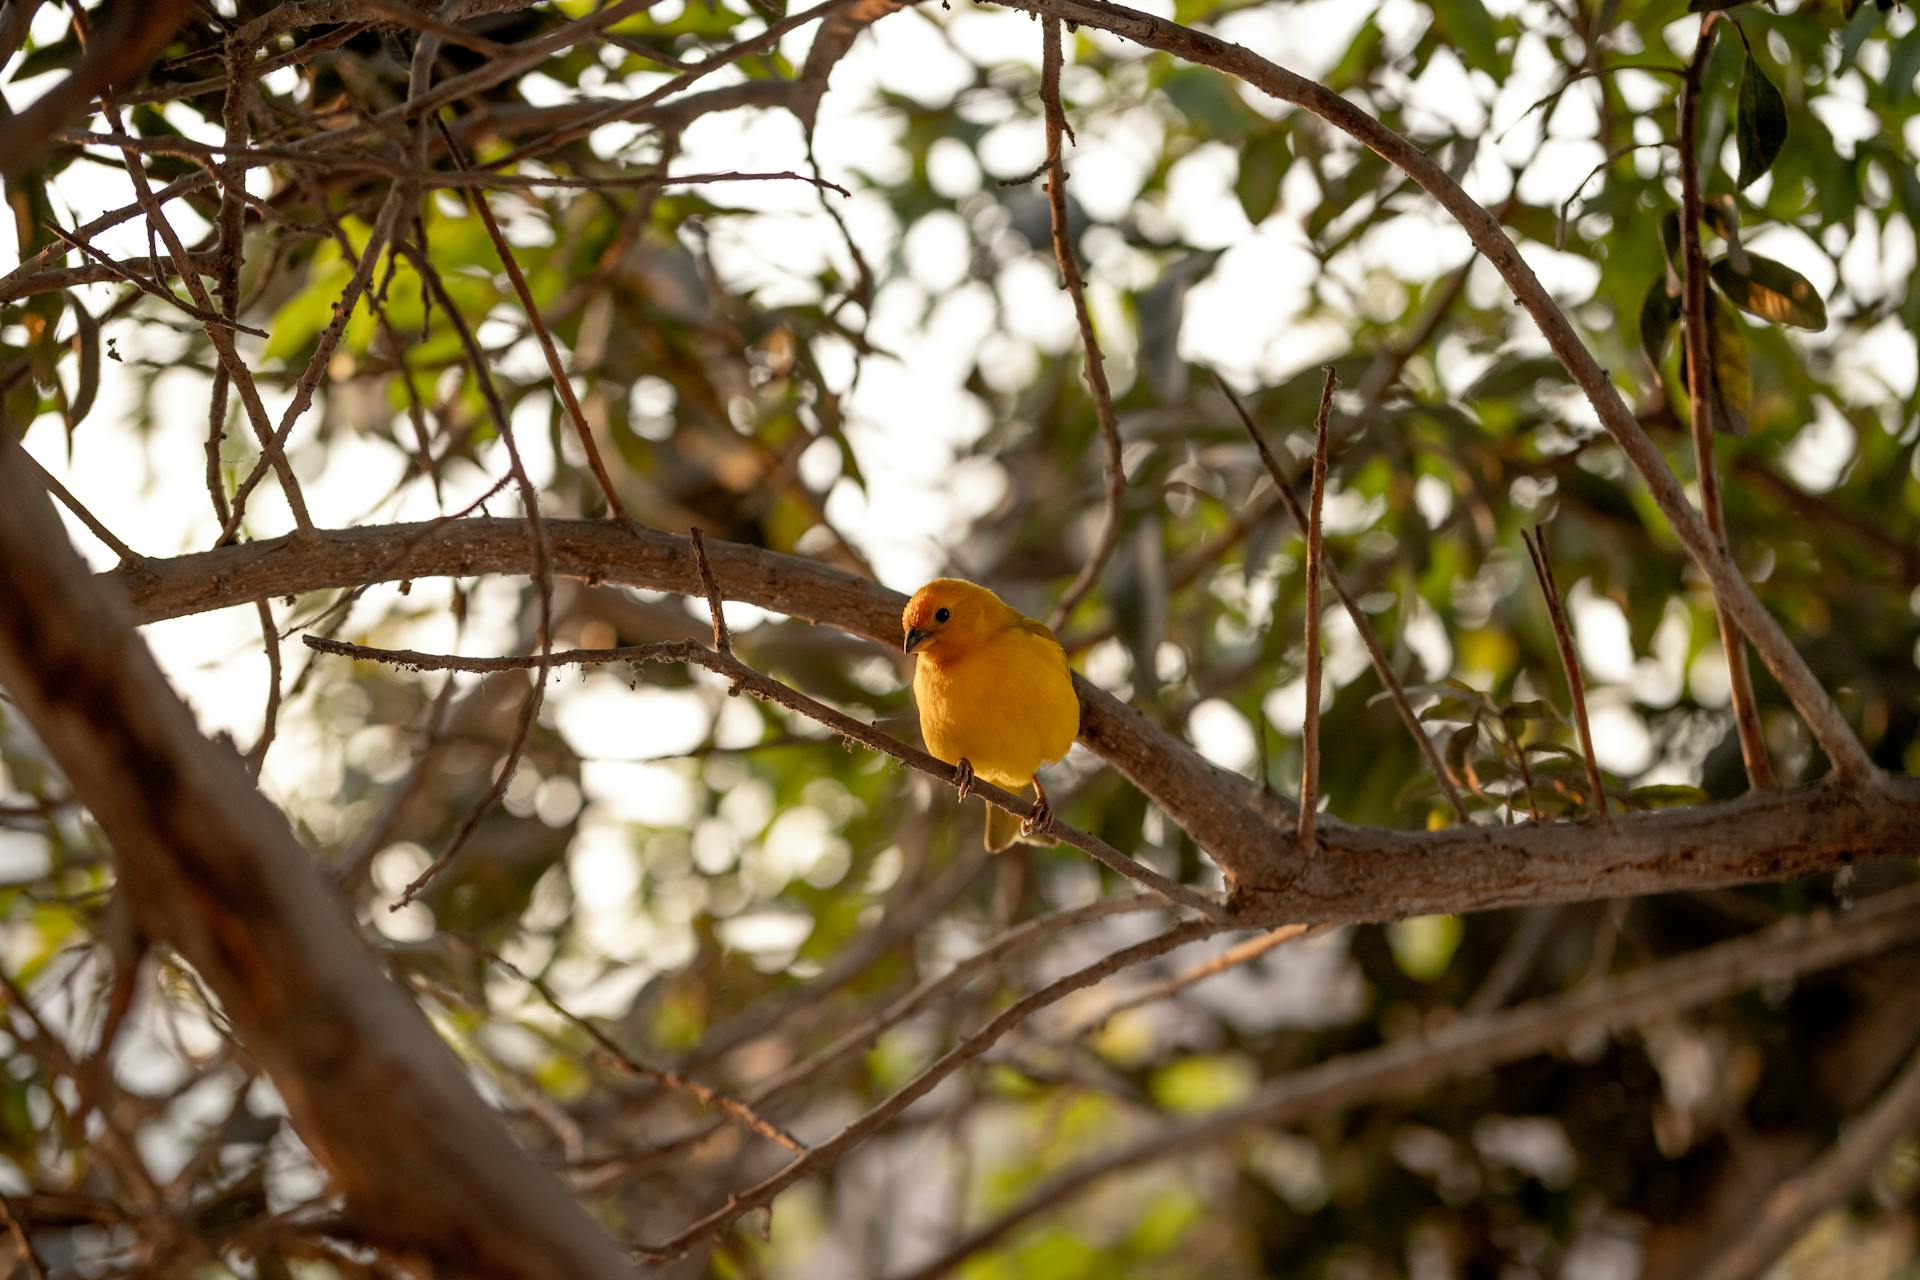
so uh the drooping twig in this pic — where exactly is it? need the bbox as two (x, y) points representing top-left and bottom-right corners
(243, 598), (284, 775)
(1297, 367), (1335, 845)
(1215, 373), (1469, 822)
(303, 634), (1227, 919)
(889, 883), (1920, 1280)
(1678, 13), (1773, 793)
(1696, 1039), (1920, 1280)
(1522, 526), (1607, 819)
(1040, 17), (1126, 631)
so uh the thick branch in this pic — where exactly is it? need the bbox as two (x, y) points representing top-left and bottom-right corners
(104, 519), (1920, 922)
(0, 443), (635, 1277)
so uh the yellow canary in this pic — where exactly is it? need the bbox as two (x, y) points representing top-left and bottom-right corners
(903, 578), (1079, 851)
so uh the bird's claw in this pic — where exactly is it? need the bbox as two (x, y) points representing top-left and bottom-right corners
(1021, 797), (1053, 839)
(953, 758), (976, 801)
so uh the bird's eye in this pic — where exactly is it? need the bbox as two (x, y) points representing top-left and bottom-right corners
(934, 607), (950, 623)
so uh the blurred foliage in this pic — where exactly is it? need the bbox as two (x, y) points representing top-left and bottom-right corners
(2, 0), (1920, 1276)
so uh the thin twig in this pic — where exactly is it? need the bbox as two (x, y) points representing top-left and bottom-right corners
(244, 599), (284, 774)
(572, 893), (1166, 1187)
(433, 116), (627, 519)
(632, 918), (1224, 1261)
(1522, 526), (1606, 819)
(1073, 923), (1319, 1035)
(1215, 373), (1469, 822)
(1041, 17), (1125, 631)
(1297, 367), (1335, 845)
(690, 527), (731, 655)
(41, 224), (267, 336)
(459, 939), (805, 1155)
(16, 449), (143, 566)
(383, 243), (554, 910)
(303, 635), (1227, 919)
(217, 188), (411, 544)
(1678, 12), (1773, 792)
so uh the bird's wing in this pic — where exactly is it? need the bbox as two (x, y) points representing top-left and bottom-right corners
(1012, 617), (1062, 646)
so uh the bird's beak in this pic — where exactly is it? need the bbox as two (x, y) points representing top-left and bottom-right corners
(904, 627), (930, 654)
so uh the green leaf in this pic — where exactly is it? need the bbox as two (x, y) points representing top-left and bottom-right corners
(1234, 127), (1290, 226)
(1684, 297), (1752, 436)
(1161, 66), (1248, 135)
(1429, 0), (1502, 76)
(1689, 0), (1760, 10)
(1709, 252), (1828, 330)
(1736, 47), (1788, 189)
(1639, 278), (1681, 371)
(1660, 209), (1682, 270)
(61, 302), (100, 446)
(1387, 914), (1464, 982)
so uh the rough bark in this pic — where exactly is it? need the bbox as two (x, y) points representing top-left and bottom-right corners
(0, 441), (639, 1279)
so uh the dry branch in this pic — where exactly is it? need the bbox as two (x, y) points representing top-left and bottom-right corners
(106, 519), (1920, 922)
(1216, 374), (1468, 822)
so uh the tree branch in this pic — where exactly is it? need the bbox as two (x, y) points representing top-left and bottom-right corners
(1040, 17), (1125, 630)
(302, 634), (1228, 918)
(982, 0), (1874, 787)
(0, 438), (635, 1278)
(104, 518), (1920, 924)
(1678, 13), (1774, 792)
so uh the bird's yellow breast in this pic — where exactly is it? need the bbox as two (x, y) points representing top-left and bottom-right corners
(913, 624), (1079, 789)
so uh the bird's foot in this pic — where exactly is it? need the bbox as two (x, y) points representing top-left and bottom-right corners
(953, 758), (976, 801)
(1021, 797), (1053, 839)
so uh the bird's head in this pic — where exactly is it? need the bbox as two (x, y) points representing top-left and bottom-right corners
(902, 578), (1012, 658)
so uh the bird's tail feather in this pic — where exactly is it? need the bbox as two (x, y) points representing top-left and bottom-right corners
(985, 786), (1032, 853)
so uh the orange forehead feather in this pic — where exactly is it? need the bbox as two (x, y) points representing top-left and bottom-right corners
(902, 578), (1000, 630)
